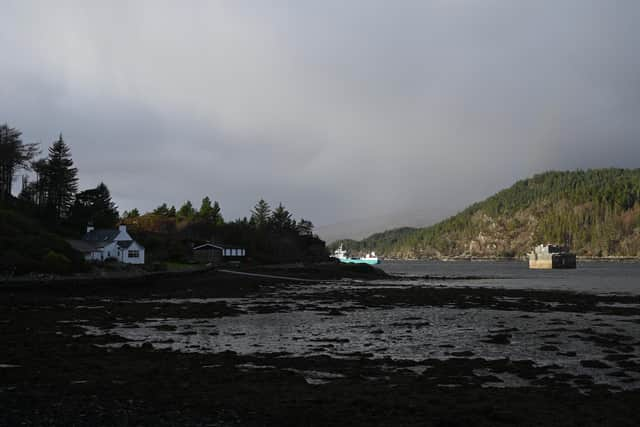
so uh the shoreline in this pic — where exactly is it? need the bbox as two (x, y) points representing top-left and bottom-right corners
(1, 265), (215, 287)
(381, 256), (640, 262)
(4, 255), (639, 287)
(0, 261), (388, 288)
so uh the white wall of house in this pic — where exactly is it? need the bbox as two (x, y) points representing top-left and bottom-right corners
(85, 250), (104, 262)
(117, 241), (145, 265)
(103, 242), (118, 260)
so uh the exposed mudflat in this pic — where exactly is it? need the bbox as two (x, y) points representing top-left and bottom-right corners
(2, 267), (640, 426)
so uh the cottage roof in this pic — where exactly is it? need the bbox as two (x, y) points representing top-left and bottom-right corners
(83, 229), (119, 243)
(67, 239), (103, 253)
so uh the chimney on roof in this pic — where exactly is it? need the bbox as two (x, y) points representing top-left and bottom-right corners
(86, 223), (94, 233)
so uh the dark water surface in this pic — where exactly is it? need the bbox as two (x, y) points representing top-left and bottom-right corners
(378, 260), (640, 295)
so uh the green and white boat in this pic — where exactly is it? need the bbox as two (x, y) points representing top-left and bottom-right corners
(332, 244), (380, 265)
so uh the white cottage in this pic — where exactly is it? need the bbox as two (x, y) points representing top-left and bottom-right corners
(71, 224), (145, 264)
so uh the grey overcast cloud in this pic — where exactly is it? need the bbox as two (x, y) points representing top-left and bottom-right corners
(2, 1), (640, 229)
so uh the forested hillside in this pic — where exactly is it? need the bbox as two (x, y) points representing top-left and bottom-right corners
(333, 169), (640, 259)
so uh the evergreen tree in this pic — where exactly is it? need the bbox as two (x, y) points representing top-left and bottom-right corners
(212, 201), (223, 225)
(250, 199), (270, 228)
(168, 205), (176, 217)
(125, 208), (140, 219)
(0, 124), (38, 203)
(197, 197), (224, 225)
(69, 182), (119, 230)
(199, 196), (214, 221)
(270, 203), (294, 231)
(297, 218), (314, 236)
(43, 135), (78, 220)
(153, 203), (170, 216)
(177, 200), (196, 220)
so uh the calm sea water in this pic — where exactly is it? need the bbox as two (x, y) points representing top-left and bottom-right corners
(377, 260), (640, 295)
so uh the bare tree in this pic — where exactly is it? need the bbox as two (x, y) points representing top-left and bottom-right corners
(0, 124), (38, 203)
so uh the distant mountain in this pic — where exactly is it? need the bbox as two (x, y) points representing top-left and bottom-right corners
(316, 210), (439, 243)
(331, 169), (640, 259)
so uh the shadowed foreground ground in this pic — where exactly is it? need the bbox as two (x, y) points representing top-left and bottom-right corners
(1, 268), (640, 426)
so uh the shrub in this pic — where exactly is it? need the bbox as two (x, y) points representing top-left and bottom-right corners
(43, 251), (73, 275)
(1, 209), (86, 275)
(145, 262), (167, 272)
(0, 251), (41, 275)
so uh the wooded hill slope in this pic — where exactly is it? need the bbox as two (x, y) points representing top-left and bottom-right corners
(333, 169), (640, 259)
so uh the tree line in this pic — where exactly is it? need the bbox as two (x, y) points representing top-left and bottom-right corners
(123, 194), (315, 238)
(121, 197), (321, 263)
(1, 124), (119, 233)
(1, 122), (327, 264)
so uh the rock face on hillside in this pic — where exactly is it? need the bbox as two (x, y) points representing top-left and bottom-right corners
(334, 169), (640, 259)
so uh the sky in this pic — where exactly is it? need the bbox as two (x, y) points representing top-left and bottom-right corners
(2, 1), (640, 232)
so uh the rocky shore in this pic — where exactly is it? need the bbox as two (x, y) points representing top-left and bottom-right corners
(1, 266), (640, 426)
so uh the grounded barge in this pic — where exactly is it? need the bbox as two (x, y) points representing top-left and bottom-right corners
(528, 244), (576, 269)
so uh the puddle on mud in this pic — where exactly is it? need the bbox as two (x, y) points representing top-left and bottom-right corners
(77, 277), (640, 391)
(82, 303), (640, 391)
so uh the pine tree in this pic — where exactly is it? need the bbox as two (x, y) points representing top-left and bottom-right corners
(177, 200), (196, 220)
(297, 218), (314, 236)
(197, 197), (223, 225)
(153, 203), (170, 216)
(270, 203), (294, 231)
(216, 202), (224, 224)
(44, 134), (78, 220)
(69, 182), (119, 230)
(125, 208), (140, 218)
(199, 196), (214, 222)
(250, 199), (270, 228)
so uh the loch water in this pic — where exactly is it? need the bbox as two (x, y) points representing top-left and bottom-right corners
(378, 260), (640, 295)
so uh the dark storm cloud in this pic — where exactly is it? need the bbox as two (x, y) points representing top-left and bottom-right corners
(2, 1), (640, 230)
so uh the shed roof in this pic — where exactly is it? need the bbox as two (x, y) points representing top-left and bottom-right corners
(193, 242), (245, 251)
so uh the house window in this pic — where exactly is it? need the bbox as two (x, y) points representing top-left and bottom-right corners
(128, 250), (140, 258)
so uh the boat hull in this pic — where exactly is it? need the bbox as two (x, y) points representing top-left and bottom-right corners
(338, 258), (380, 265)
